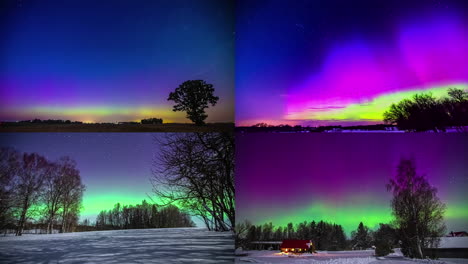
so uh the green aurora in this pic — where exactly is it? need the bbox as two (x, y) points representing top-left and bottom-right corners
(287, 84), (468, 123)
(247, 201), (468, 236)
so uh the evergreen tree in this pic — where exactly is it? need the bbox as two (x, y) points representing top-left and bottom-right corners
(352, 222), (371, 249)
(287, 222), (294, 239)
(374, 223), (398, 256)
(333, 224), (347, 250)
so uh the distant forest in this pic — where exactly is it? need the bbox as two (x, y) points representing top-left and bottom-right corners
(1, 118), (163, 125)
(92, 200), (195, 230)
(236, 220), (396, 253)
(237, 220), (345, 251)
(236, 123), (396, 132)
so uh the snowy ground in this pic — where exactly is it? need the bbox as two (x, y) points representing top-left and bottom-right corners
(0, 227), (234, 263)
(236, 249), (468, 264)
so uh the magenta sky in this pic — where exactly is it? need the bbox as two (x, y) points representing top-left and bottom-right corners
(236, 133), (468, 235)
(236, 0), (468, 126)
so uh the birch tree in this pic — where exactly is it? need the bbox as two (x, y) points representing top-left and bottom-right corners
(0, 148), (20, 232)
(57, 157), (85, 233)
(43, 162), (64, 234)
(387, 158), (446, 258)
(14, 153), (51, 236)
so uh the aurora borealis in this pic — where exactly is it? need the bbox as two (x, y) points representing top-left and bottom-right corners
(236, 133), (468, 236)
(236, 0), (468, 126)
(0, 133), (206, 225)
(0, 0), (234, 123)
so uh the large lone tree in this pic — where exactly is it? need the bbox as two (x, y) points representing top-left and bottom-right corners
(151, 133), (234, 231)
(168, 80), (219, 125)
(387, 158), (446, 259)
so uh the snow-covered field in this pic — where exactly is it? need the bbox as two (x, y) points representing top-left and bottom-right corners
(236, 249), (468, 264)
(0, 227), (234, 263)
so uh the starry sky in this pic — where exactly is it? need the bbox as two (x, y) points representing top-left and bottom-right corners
(236, 0), (468, 126)
(236, 133), (468, 236)
(0, 133), (203, 226)
(0, 0), (234, 123)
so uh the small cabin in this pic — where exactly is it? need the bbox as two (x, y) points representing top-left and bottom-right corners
(280, 239), (313, 253)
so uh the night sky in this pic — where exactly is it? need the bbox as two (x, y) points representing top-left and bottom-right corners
(236, 0), (468, 126)
(0, 133), (203, 226)
(236, 133), (468, 236)
(0, 0), (234, 123)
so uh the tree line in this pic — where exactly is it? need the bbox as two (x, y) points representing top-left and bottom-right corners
(0, 148), (85, 235)
(236, 220), (348, 251)
(236, 219), (402, 255)
(94, 200), (195, 230)
(384, 88), (468, 131)
(11, 119), (84, 124)
(4, 118), (164, 125)
(140, 118), (163, 124)
(151, 133), (234, 231)
(238, 123), (395, 132)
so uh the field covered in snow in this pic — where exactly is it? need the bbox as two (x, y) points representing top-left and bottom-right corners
(236, 249), (468, 264)
(0, 227), (234, 263)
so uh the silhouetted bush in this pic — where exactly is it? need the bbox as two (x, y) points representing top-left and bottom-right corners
(374, 224), (397, 256)
(141, 118), (163, 124)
